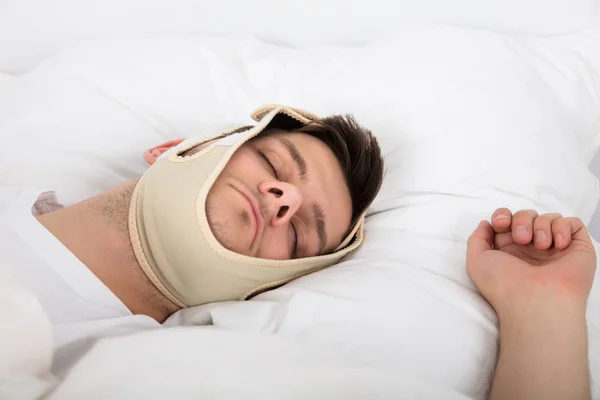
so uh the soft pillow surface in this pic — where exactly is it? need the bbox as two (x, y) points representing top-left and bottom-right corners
(1, 0), (598, 74)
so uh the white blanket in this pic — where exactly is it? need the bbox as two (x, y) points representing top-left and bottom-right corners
(0, 267), (54, 400)
(0, 266), (468, 399)
(47, 327), (468, 399)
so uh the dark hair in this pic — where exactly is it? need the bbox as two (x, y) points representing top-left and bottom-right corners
(292, 115), (384, 230)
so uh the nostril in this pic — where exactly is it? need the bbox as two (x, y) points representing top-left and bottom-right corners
(277, 206), (289, 218)
(269, 188), (283, 197)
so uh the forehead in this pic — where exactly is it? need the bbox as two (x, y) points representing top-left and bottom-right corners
(253, 131), (353, 250)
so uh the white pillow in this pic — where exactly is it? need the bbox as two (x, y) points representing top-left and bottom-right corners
(0, 0), (599, 74)
(2, 24), (600, 398)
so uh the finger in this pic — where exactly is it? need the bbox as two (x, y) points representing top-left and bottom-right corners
(552, 217), (591, 250)
(533, 213), (563, 250)
(490, 208), (512, 234)
(467, 220), (494, 267)
(493, 231), (514, 249)
(511, 209), (539, 245)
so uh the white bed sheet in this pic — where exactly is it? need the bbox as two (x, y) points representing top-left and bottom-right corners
(1, 0), (599, 74)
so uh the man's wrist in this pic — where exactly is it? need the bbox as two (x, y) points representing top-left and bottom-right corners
(490, 293), (591, 400)
(498, 293), (587, 338)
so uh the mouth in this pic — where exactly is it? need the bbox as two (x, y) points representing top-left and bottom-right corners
(230, 184), (263, 247)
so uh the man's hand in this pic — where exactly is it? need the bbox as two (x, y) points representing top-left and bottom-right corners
(467, 208), (596, 318)
(467, 208), (597, 400)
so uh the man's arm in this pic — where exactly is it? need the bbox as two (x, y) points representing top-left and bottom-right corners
(466, 209), (596, 400)
(490, 296), (589, 400)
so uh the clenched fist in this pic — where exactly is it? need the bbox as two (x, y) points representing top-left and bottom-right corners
(467, 208), (597, 319)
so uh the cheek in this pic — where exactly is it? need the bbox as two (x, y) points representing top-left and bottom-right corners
(205, 185), (251, 252)
(219, 150), (264, 185)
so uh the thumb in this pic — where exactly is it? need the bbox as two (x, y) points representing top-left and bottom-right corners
(568, 217), (594, 247)
(466, 220), (494, 266)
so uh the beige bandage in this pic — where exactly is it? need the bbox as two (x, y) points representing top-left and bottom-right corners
(129, 105), (365, 307)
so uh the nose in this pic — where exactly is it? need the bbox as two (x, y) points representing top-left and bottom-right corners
(258, 181), (303, 227)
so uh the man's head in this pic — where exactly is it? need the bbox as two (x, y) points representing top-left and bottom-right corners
(134, 105), (383, 307)
(145, 115), (384, 260)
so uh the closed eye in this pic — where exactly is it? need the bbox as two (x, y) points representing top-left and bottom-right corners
(259, 151), (278, 179)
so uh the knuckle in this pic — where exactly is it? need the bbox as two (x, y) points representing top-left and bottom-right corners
(538, 213), (559, 225)
(514, 209), (537, 219)
(526, 209), (539, 217)
(533, 217), (547, 228)
(552, 218), (568, 230)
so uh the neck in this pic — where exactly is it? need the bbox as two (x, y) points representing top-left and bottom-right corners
(37, 180), (180, 323)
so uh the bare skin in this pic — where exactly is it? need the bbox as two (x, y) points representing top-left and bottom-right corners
(467, 208), (596, 400)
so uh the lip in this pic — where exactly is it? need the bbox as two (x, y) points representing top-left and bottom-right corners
(231, 184), (263, 247)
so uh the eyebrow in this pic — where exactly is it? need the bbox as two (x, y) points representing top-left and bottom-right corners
(312, 203), (327, 255)
(273, 136), (327, 255)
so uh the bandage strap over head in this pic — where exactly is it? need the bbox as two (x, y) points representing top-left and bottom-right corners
(129, 105), (365, 308)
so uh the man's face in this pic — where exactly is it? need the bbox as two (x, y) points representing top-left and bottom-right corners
(205, 131), (352, 260)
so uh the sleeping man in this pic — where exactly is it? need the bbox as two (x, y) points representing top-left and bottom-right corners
(0, 105), (384, 375)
